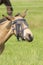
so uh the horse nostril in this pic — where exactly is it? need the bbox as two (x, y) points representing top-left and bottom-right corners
(28, 34), (33, 42)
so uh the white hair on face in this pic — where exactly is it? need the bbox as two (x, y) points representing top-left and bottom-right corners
(23, 28), (33, 39)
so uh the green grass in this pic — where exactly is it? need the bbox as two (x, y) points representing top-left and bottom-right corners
(0, 0), (43, 65)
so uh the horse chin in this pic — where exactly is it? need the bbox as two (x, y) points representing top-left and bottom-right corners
(22, 38), (25, 41)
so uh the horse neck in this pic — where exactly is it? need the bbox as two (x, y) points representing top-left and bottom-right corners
(0, 20), (12, 45)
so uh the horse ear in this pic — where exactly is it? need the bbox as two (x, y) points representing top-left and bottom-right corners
(2, 15), (15, 21)
(21, 9), (28, 18)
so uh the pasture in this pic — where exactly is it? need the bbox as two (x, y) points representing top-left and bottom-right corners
(0, 0), (43, 65)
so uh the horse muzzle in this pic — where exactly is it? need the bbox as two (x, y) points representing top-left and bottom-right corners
(28, 34), (33, 42)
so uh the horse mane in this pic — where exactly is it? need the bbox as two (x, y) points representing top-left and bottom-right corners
(0, 18), (7, 23)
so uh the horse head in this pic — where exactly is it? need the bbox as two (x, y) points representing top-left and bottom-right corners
(3, 9), (33, 42)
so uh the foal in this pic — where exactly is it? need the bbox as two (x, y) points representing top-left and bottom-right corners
(0, 9), (33, 54)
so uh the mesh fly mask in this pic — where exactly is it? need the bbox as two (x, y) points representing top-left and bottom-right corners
(12, 19), (29, 40)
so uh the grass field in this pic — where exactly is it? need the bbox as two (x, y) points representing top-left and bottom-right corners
(0, 0), (43, 65)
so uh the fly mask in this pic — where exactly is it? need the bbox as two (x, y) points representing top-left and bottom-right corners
(12, 18), (29, 41)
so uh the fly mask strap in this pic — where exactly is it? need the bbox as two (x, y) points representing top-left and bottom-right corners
(16, 22), (22, 40)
